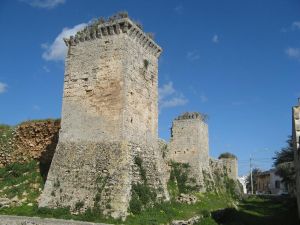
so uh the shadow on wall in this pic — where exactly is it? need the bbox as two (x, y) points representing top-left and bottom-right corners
(39, 132), (59, 183)
(0, 119), (61, 183)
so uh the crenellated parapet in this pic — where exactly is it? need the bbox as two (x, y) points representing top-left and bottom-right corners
(63, 13), (162, 57)
(175, 112), (208, 122)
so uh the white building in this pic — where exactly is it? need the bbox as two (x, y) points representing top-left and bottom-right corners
(238, 175), (247, 194)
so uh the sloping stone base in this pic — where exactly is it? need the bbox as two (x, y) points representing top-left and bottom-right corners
(39, 140), (168, 219)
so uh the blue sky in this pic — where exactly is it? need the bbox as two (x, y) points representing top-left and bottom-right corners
(0, 0), (300, 176)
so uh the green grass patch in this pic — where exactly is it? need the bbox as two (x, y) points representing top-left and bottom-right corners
(218, 195), (299, 225)
(0, 161), (237, 225)
(0, 160), (43, 202)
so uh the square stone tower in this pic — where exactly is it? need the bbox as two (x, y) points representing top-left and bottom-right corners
(39, 14), (169, 219)
(292, 100), (300, 218)
(168, 112), (210, 189)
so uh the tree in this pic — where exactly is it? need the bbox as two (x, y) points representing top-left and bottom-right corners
(246, 168), (261, 194)
(273, 136), (295, 192)
(218, 152), (237, 160)
(273, 136), (294, 166)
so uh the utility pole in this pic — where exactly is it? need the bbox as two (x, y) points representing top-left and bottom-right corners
(250, 155), (254, 194)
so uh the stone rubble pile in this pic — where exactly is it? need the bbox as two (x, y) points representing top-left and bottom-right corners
(171, 215), (202, 225)
(0, 120), (60, 167)
(176, 193), (198, 205)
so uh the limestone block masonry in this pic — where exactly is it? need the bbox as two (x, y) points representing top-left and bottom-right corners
(168, 112), (210, 190)
(167, 112), (238, 191)
(39, 14), (169, 219)
(0, 120), (60, 168)
(292, 102), (300, 218)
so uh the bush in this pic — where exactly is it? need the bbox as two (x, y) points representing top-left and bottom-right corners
(169, 162), (197, 194)
(218, 152), (237, 160)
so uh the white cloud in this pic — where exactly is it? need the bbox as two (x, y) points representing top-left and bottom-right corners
(33, 105), (41, 111)
(159, 82), (175, 101)
(212, 34), (219, 43)
(292, 21), (300, 30)
(0, 82), (7, 93)
(281, 21), (300, 32)
(160, 96), (188, 108)
(174, 5), (183, 15)
(21, 0), (65, 9)
(285, 47), (300, 61)
(200, 94), (208, 103)
(43, 65), (50, 72)
(159, 82), (188, 110)
(42, 23), (87, 61)
(186, 51), (200, 61)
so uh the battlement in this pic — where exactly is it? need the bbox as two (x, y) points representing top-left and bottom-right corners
(175, 112), (207, 121)
(63, 13), (162, 57)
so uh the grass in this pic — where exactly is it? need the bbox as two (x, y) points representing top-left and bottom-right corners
(3, 160), (296, 225)
(217, 195), (299, 225)
(0, 192), (234, 225)
(0, 161), (237, 225)
(18, 118), (60, 125)
(125, 193), (235, 225)
(0, 124), (15, 158)
(0, 160), (43, 202)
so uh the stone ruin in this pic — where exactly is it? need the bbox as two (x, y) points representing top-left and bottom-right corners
(168, 112), (210, 190)
(11, 12), (241, 219)
(39, 13), (168, 219)
(0, 120), (60, 169)
(166, 112), (238, 191)
(292, 100), (300, 218)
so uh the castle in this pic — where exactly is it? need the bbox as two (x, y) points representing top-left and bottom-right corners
(292, 100), (300, 218)
(37, 13), (238, 219)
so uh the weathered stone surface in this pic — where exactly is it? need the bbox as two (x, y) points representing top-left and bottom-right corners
(0, 120), (60, 168)
(168, 112), (211, 190)
(171, 215), (202, 225)
(39, 14), (169, 219)
(210, 157), (238, 181)
(176, 193), (197, 205)
(292, 102), (300, 218)
(0, 215), (111, 225)
(166, 112), (238, 192)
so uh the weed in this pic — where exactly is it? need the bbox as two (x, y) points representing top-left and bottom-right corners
(75, 201), (84, 211)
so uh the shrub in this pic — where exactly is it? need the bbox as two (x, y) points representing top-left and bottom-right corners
(218, 152), (237, 160)
(75, 201), (84, 211)
(169, 161), (196, 194)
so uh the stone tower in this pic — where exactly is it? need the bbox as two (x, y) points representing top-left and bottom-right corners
(292, 100), (300, 218)
(168, 112), (210, 189)
(39, 13), (169, 219)
(217, 158), (238, 180)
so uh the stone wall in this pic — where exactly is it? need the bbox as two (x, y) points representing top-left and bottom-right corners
(210, 157), (238, 180)
(292, 103), (300, 218)
(39, 14), (168, 219)
(217, 158), (238, 180)
(168, 112), (210, 190)
(0, 120), (60, 168)
(166, 112), (238, 192)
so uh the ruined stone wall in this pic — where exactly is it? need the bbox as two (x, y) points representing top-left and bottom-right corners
(292, 104), (300, 218)
(0, 120), (60, 167)
(218, 158), (238, 180)
(168, 112), (210, 189)
(39, 15), (168, 219)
